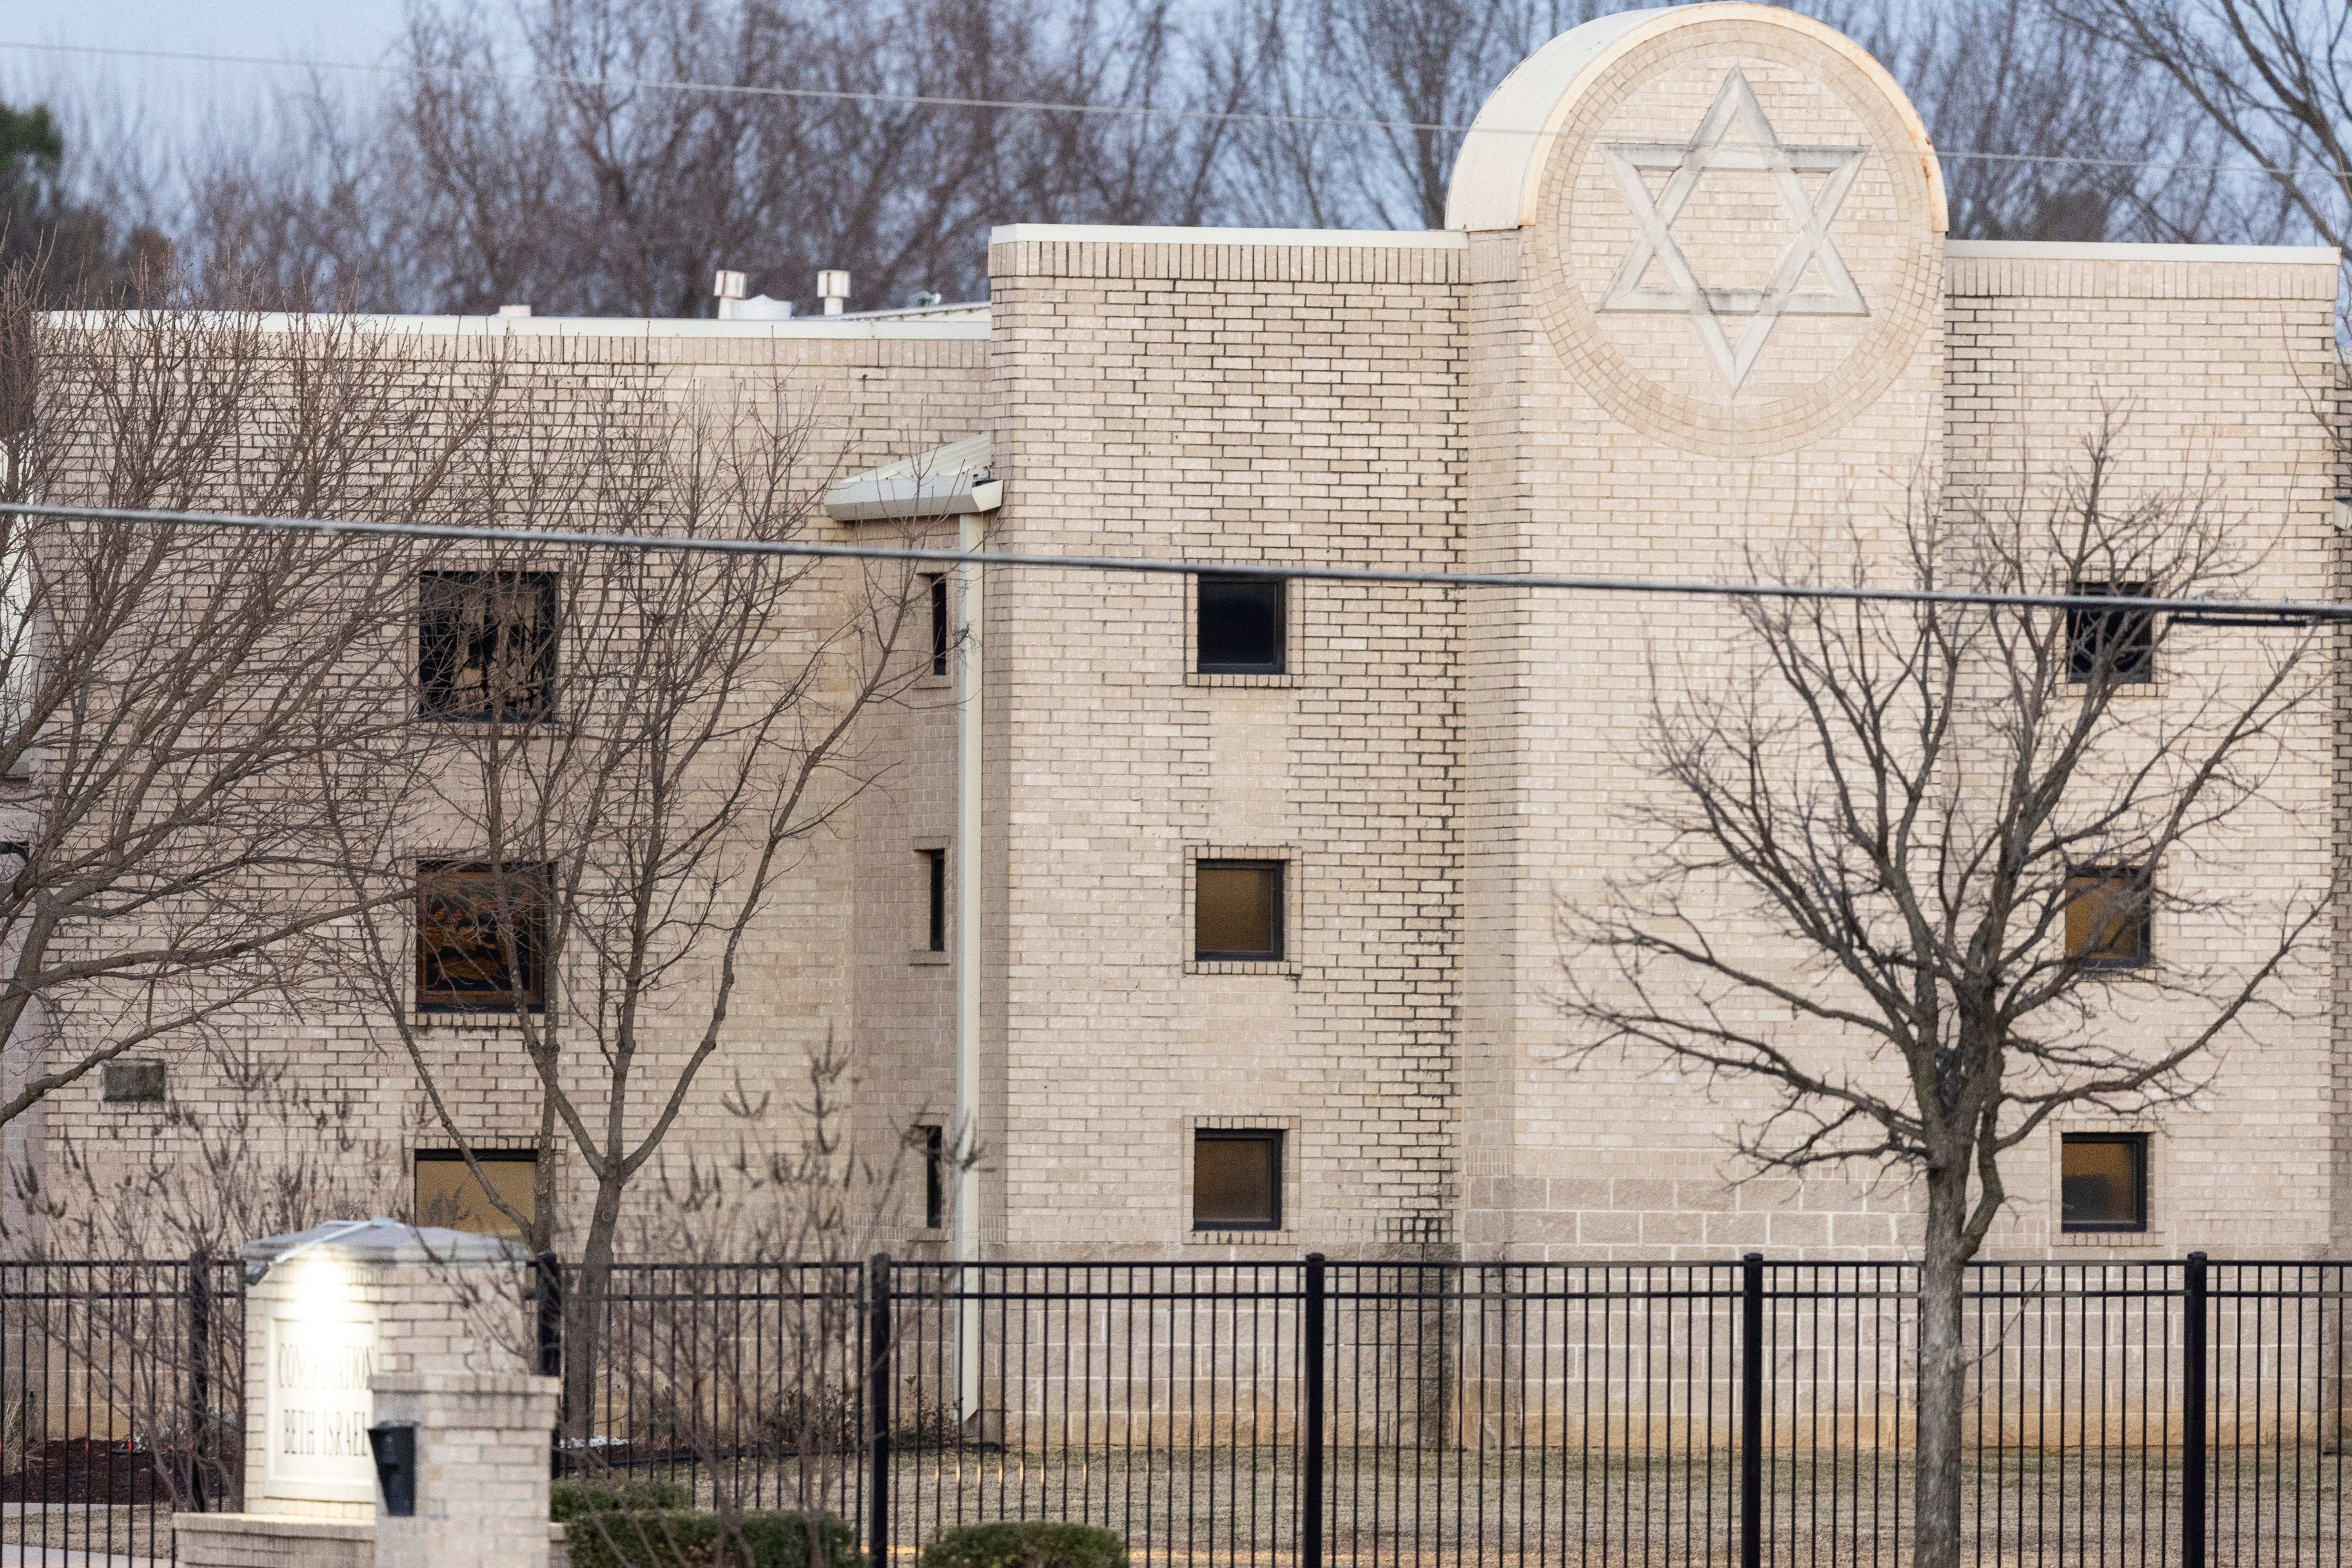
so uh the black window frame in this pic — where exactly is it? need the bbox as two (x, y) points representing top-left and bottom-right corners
(1192, 1128), (1284, 1231)
(921, 1125), (946, 1229)
(2065, 579), (2155, 685)
(924, 848), (947, 952)
(2064, 866), (2152, 970)
(1196, 574), (1288, 675)
(418, 569), (562, 722)
(416, 860), (553, 1013)
(2060, 1132), (2149, 1233)
(1194, 860), (1285, 962)
(926, 574), (949, 677)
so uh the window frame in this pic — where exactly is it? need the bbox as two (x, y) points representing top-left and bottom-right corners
(415, 860), (554, 1013)
(921, 1125), (945, 1229)
(924, 848), (947, 953)
(2059, 1132), (2150, 1234)
(1191, 1128), (1284, 1232)
(2063, 866), (2152, 970)
(417, 569), (563, 723)
(926, 573), (949, 678)
(1195, 574), (1289, 676)
(1193, 859), (1285, 962)
(2065, 579), (2155, 686)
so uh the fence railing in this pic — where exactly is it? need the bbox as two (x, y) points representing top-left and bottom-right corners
(4, 1250), (2347, 1564)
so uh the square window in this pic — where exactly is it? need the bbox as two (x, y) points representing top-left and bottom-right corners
(1193, 1130), (1282, 1230)
(1197, 576), (1285, 674)
(417, 862), (550, 1011)
(923, 849), (946, 952)
(1195, 861), (1283, 960)
(2065, 870), (2149, 967)
(2061, 1134), (2148, 1232)
(415, 1149), (537, 1239)
(921, 1125), (945, 1229)
(102, 1060), (166, 1103)
(2066, 581), (2154, 684)
(419, 571), (559, 720)
(927, 575), (949, 677)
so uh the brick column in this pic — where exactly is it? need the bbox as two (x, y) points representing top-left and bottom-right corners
(370, 1372), (561, 1568)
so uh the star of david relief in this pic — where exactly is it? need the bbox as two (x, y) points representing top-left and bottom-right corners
(1597, 68), (1869, 392)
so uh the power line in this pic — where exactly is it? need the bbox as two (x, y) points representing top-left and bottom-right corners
(3, 36), (2349, 187)
(0, 500), (2339, 624)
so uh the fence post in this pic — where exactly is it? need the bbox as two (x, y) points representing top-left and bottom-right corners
(534, 1252), (563, 1378)
(186, 1250), (211, 1512)
(2184, 1251), (2208, 1568)
(1740, 1252), (1764, 1568)
(869, 1252), (893, 1568)
(1302, 1252), (1326, 1568)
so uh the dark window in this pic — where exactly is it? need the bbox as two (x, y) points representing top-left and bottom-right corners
(2061, 1134), (2148, 1232)
(102, 1060), (165, 1103)
(922, 1125), (945, 1229)
(2067, 580), (2154, 684)
(1196, 861), (1283, 960)
(417, 862), (550, 1011)
(419, 570), (559, 720)
(927, 575), (949, 677)
(924, 849), (947, 952)
(1194, 1130), (1283, 1230)
(2065, 870), (2149, 967)
(1198, 575), (1286, 674)
(415, 1149), (537, 1239)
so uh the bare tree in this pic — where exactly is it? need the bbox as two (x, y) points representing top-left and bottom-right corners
(2053, 0), (2352, 269)
(313, 364), (936, 1414)
(1560, 427), (2321, 1568)
(0, 263), (515, 1156)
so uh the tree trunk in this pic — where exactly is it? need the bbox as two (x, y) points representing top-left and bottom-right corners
(1915, 1168), (1973, 1568)
(563, 1176), (628, 1444)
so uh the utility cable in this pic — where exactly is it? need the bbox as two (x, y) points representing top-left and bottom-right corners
(0, 500), (2338, 624)
(2, 37), (2349, 186)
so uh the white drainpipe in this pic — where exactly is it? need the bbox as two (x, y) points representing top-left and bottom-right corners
(953, 506), (984, 1427)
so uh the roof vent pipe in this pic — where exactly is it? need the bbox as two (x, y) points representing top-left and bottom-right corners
(818, 270), (851, 315)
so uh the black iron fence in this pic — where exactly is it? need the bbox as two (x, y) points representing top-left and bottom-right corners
(3, 1250), (2348, 1564)
(0, 1254), (243, 1565)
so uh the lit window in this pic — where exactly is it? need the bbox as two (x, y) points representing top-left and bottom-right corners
(415, 1149), (537, 1238)
(1193, 1130), (1282, 1230)
(1196, 861), (1282, 960)
(2061, 1134), (2147, 1232)
(2066, 581), (2154, 684)
(1198, 576), (1285, 674)
(419, 570), (559, 720)
(417, 862), (550, 1011)
(2065, 870), (2149, 967)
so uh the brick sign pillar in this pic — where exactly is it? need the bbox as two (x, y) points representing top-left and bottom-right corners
(175, 1219), (563, 1568)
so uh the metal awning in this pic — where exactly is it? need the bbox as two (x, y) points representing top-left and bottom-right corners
(822, 434), (1003, 521)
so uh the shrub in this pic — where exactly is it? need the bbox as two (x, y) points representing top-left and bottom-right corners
(918, 1522), (1129, 1568)
(557, 1506), (858, 1568)
(550, 1476), (693, 1520)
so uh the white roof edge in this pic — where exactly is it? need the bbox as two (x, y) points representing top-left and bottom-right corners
(42, 310), (991, 341)
(1945, 239), (2342, 265)
(989, 223), (1468, 250)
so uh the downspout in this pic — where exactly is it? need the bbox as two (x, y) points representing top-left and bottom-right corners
(954, 508), (984, 1429)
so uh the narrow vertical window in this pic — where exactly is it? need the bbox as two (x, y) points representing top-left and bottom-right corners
(2066, 580), (2154, 684)
(926, 574), (950, 677)
(924, 848), (947, 952)
(2060, 1134), (2148, 1232)
(1193, 1130), (1282, 1230)
(922, 1125), (945, 1229)
(1197, 575), (1285, 674)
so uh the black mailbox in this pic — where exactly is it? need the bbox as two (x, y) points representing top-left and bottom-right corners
(367, 1423), (416, 1516)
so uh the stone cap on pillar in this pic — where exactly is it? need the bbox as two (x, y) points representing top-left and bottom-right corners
(242, 1217), (532, 1268)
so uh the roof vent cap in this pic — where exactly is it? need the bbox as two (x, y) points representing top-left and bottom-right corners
(817, 270), (851, 315)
